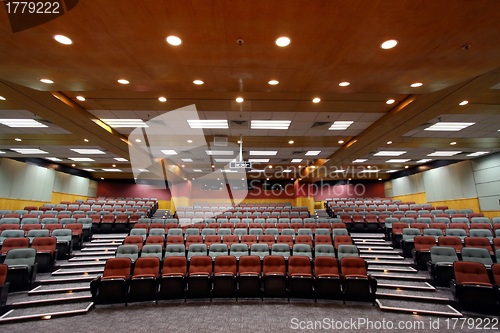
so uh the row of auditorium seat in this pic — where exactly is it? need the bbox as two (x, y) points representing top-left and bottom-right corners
(0, 229), (75, 259)
(90, 256), (377, 304)
(0, 237), (57, 272)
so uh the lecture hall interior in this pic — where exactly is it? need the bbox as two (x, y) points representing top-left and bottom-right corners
(0, 0), (500, 330)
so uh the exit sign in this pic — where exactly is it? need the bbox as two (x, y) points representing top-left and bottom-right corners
(230, 161), (252, 169)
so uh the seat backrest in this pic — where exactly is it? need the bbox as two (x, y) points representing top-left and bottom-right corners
(115, 244), (139, 260)
(314, 244), (335, 257)
(4, 248), (37, 267)
(238, 255), (261, 274)
(1, 237), (30, 254)
(214, 255), (237, 275)
(263, 255), (286, 275)
(103, 258), (132, 278)
(133, 257), (160, 277)
(189, 256), (212, 275)
(162, 256), (187, 275)
(430, 246), (458, 264)
(469, 229), (493, 239)
(288, 256), (312, 276)
(292, 244), (312, 258)
(492, 263), (500, 285)
(187, 244), (207, 257)
(461, 247), (493, 266)
(453, 261), (491, 285)
(414, 236), (437, 251)
(250, 243), (269, 258)
(314, 257), (339, 276)
(31, 236), (57, 252)
(341, 257), (367, 277)
(337, 244), (359, 260)
(464, 237), (492, 250)
(164, 244), (186, 257)
(402, 228), (421, 241)
(141, 244), (163, 259)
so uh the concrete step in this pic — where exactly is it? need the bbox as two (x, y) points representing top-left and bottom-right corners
(52, 268), (104, 276)
(29, 283), (90, 295)
(68, 256), (114, 261)
(376, 279), (435, 291)
(370, 272), (429, 281)
(37, 274), (99, 284)
(376, 299), (462, 317)
(366, 259), (413, 266)
(360, 254), (405, 260)
(56, 261), (106, 269)
(376, 287), (452, 304)
(8, 291), (91, 308)
(0, 302), (93, 324)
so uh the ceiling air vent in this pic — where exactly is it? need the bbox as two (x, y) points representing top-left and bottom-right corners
(213, 136), (228, 147)
(230, 120), (248, 128)
(311, 121), (330, 128)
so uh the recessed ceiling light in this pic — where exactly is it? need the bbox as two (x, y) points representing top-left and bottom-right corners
(114, 158), (128, 162)
(83, 168), (95, 172)
(459, 100), (469, 106)
(206, 150), (234, 156)
(99, 119), (148, 128)
(268, 165), (273, 168)
(193, 80), (204, 85)
(251, 120), (291, 130)
(416, 159), (432, 163)
(181, 158), (193, 162)
(467, 152), (488, 157)
(329, 121), (353, 130)
(236, 97), (244, 103)
(386, 170), (399, 173)
(374, 151), (407, 156)
(14, 138), (22, 141)
(387, 141), (393, 144)
(102, 169), (122, 172)
(68, 157), (95, 161)
(193, 169), (203, 172)
(70, 149), (105, 154)
(212, 165), (215, 168)
(268, 80), (279, 85)
(378, 178), (382, 181)
(100, 177), (104, 180)
(84, 139), (89, 142)
(386, 99), (395, 104)
(339, 82), (350, 86)
(249, 151), (277, 156)
(424, 122), (474, 131)
(0, 119), (48, 128)
(76, 96), (85, 101)
(275, 37), (290, 47)
(312, 97), (321, 103)
(353, 159), (367, 163)
(386, 159), (411, 163)
(161, 150), (177, 155)
(360, 170), (378, 173)
(53, 35), (73, 45)
(187, 140), (193, 143)
(266, 178), (270, 180)
(135, 139), (141, 143)
(46, 157), (62, 162)
(117, 79), (129, 85)
(248, 159), (269, 163)
(410, 82), (423, 87)
(166, 36), (182, 45)
(10, 148), (48, 154)
(40, 79), (53, 84)
(158, 97), (167, 102)
(338, 140), (344, 144)
(348, 178), (352, 181)
(405, 165), (409, 169)
(288, 140), (294, 144)
(291, 159), (303, 163)
(71, 164), (76, 167)
(450, 141), (457, 145)
(367, 165), (371, 169)
(0, 96), (5, 100)
(181, 165), (185, 168)
(427, 151), (462, 157)
(187, 119), (228, 129)
(305, 151), (321, 156)
(381, 39), (398, 49)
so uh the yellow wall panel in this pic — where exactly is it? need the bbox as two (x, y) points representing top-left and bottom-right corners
(157, 200), (171, 210)
(429, 198), (481, 213)
(390, 192), (428, 205)
(0, 198), (49, 211)
(50, 192), (89, 205)
(477, 211), (500, 220)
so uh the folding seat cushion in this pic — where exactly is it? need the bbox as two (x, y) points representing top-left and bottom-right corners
(91, 258), (132, 304)
(4, 248), (37, 291)
(337, 244), (359, 260)
(315, 244), (336, 257)
(250, 243), (269, 259)
(428, 246), (458, 287)
(292, 244), (312, 259)
(1, 237), (29, 255)
(31, 236), (57, 272)
(115, 245), (139, 263)
(333, 235), (352, 250)
(438, 236), (463, 252)
(209, 243), (229, 259)
(164, 244), (185, 257)
(451, 261), (500, 314)
(212, 255), (237, 298)
(341, 257), (376, 304)
(288, 256), (314, 298)
(461, 247), (494, 267)
(464, 237), (494, 254)
(127, 257), (160, 303)
(187, 256), (212, 298)
(262, 255), (287, 297)
(187, 244), (207, 259)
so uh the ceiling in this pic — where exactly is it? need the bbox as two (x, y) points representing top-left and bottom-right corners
(1, 0), (500, 182)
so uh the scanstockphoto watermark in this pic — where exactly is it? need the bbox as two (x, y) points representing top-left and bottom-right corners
(290, 317), (437, 330)
(246, 180), (367, 198)
(247, 165), (381, 180)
